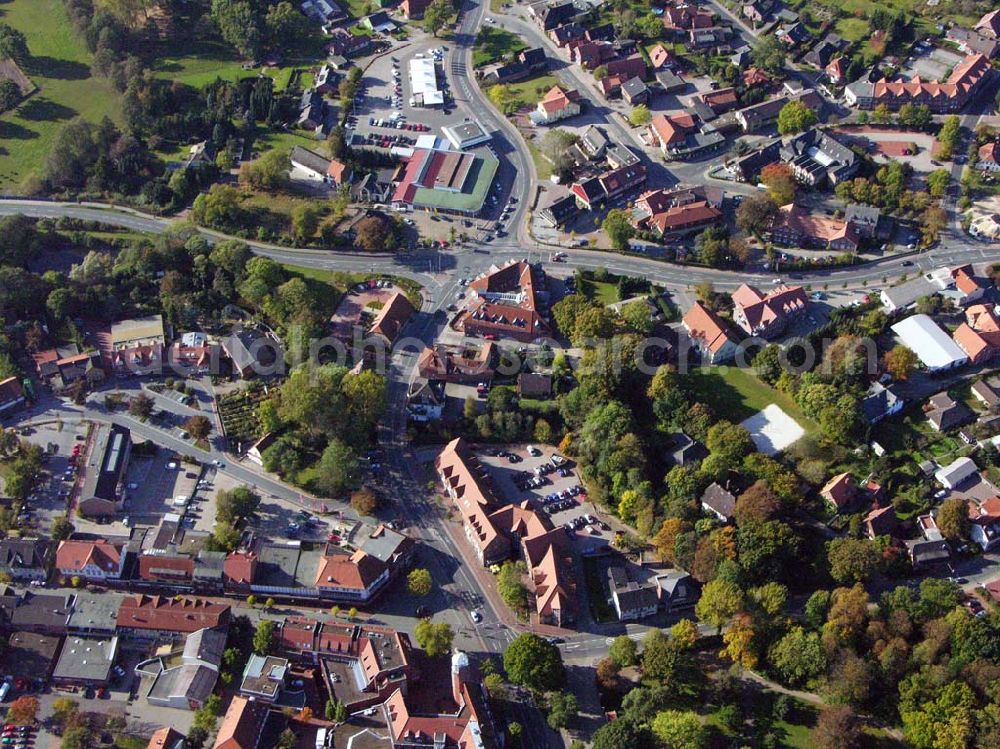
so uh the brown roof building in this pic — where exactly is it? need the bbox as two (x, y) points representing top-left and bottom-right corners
(731, 283), (809, 339)
(370, 291), (415, 344)
(417, 342), (496, 383)
(117, 595), (231, 638)
(55, 539), (126, 581)
(147, 728), (186, 749)
(821, 472), (857, 510)
(460, 261), (550, 343)
(682, 302), (738, 364)
(436, 439), (576, 627)
(213, 695), (269, 749)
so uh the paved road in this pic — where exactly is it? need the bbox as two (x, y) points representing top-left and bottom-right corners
(5, 200), (1000, 297)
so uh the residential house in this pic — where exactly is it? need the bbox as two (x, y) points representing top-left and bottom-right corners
(821, 472), (857, 511)
(687, 26), (734, 52)
(700, 482), (737, 522)
(654, 571), (701, 611)
(0, 589), (72, 635)
(972, 378), (1000, 409)
(290, 146), (337, 183)
(649, 112), (697, 154)
(483, 60), (528, 85)
(539, 195), (580, 227)
(33, 347), (105, 392)
(579, 125), (610, 159)
(656, 68), (686, 94)
(861, 381), (904, 424)
(906, 539), (951, 569)
(952, 304), (1000, 364)
(360, 11), (395, 33)
(826, 57), (848, 84)
(771, 203), (859, 251)
(519, 47), (547, 72)
(327, 29), (372, 58)
(549, 23), (586, 47)
(407, 379), (445, 422)
(969, 497), (1000, 550)
(147, 728), (186, 749)
(776, 21), (810, 46)
(735, 97), (787, 132)
(212, 695), (269, 749)
(663, 4), (714, 31)
(730, 283), (808, 339)
(865, 505), (898, 539)
(222, 327), (281, 379)
(665, 432), (708, 467)
(682, 302), (738, 364)
(631, 187), (722, 237)
(803, 35), (846, 69)
(925, 392), (975, 432)
(0, 377), (25, 415)
(649, 44), (676, 70)
(946, 27), (999, 58)
(697, 87), (739, 116)
(400, 0), (430, 18)
(780, 129), (859, 186)
(742, 0), (775, 27)
(742, 66), (771, 88)
(621, 77), (650, 105)
(517, 373), (552, 399)
(531, 85), (582, 124)
(369, 291), (415, 345)
(976, 10), (1000, 38)
(726, 139), (782, 182)
(951, 264), (991, 305)
(977, 142), (1000, 172)
(0, 539), (50, 582)
(56, 540), (126, 582)
(297, 89), (327, 132)
(845, 204), (881, 239)
(417, 343), (496, 384)
(528, 0), (576, 30)
(607, 567), (658, 622)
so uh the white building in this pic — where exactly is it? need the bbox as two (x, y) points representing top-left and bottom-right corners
(409, 57), (443, 107)
(934, 456), (979, 489)
(890, 314), (969, 372)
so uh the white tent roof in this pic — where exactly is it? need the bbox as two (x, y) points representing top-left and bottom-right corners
(409, 57), (443, 104)
(890, 314), (969, 371)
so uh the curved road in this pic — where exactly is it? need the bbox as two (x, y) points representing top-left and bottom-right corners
(3, 198), (999, 292)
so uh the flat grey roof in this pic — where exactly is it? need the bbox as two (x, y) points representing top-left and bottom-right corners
(53, 635), (118, 683)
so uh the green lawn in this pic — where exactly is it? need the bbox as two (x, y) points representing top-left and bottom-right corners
(525, 139), (553, 181)
(834, 17), (871, 42)
(473, 28), (527, 68)
(504, 74), (561, 109)
(687, 367), (817, 433)
(580, 278), (620, 306)
(0, 0), (122, 191)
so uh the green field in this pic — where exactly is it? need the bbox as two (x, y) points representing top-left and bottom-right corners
(687, 366), (817, 433)
(473, 28), (527, 68)
(0, 0), (122, 191)
(504, 73), (561, 109)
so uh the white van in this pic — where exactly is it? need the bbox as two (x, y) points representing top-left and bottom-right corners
(172, 496), (189, 508)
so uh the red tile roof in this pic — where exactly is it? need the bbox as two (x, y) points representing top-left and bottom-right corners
(539, 85), (581, 114)
(682, 301), (735, 354)
(213, 696), (267, 749)
(55, 540), (122, 574)
(117, 595), (231, 634)
(370, 291), (415, 342)
(979, 141), (1000, 164)
(821, 472), (857, 509)
(649, 113), (696, 147)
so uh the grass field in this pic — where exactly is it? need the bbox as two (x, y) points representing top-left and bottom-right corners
(504, 74), (561, 109)
(473, 28), (527, 68)
(687, 366), (817, 433)
(525, 139), (553, 181)
(0, 0), (122, 191)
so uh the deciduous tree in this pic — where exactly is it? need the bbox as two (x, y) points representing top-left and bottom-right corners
(414, 619), (453, 657)
(503, 634), (565, 692)
(406, 568), (433, 597)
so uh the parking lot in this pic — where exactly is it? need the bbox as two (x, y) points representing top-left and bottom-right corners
(478, 444), (616, 552)
(348, 45), (453, 153)
(20, 419), (90, 536)
(899, 43), (964, 83)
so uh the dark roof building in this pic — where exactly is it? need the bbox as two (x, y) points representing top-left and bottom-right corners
(2, 631), (62, 681)
(0, 539), (50, 581)
(701, 483), (737, 521)
(78, 423), (131, 517)
(780, 129), (859, 186)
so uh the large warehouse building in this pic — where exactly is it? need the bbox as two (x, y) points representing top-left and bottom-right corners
(391, 146), (499, 216)
(890, 314), (969, 373)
